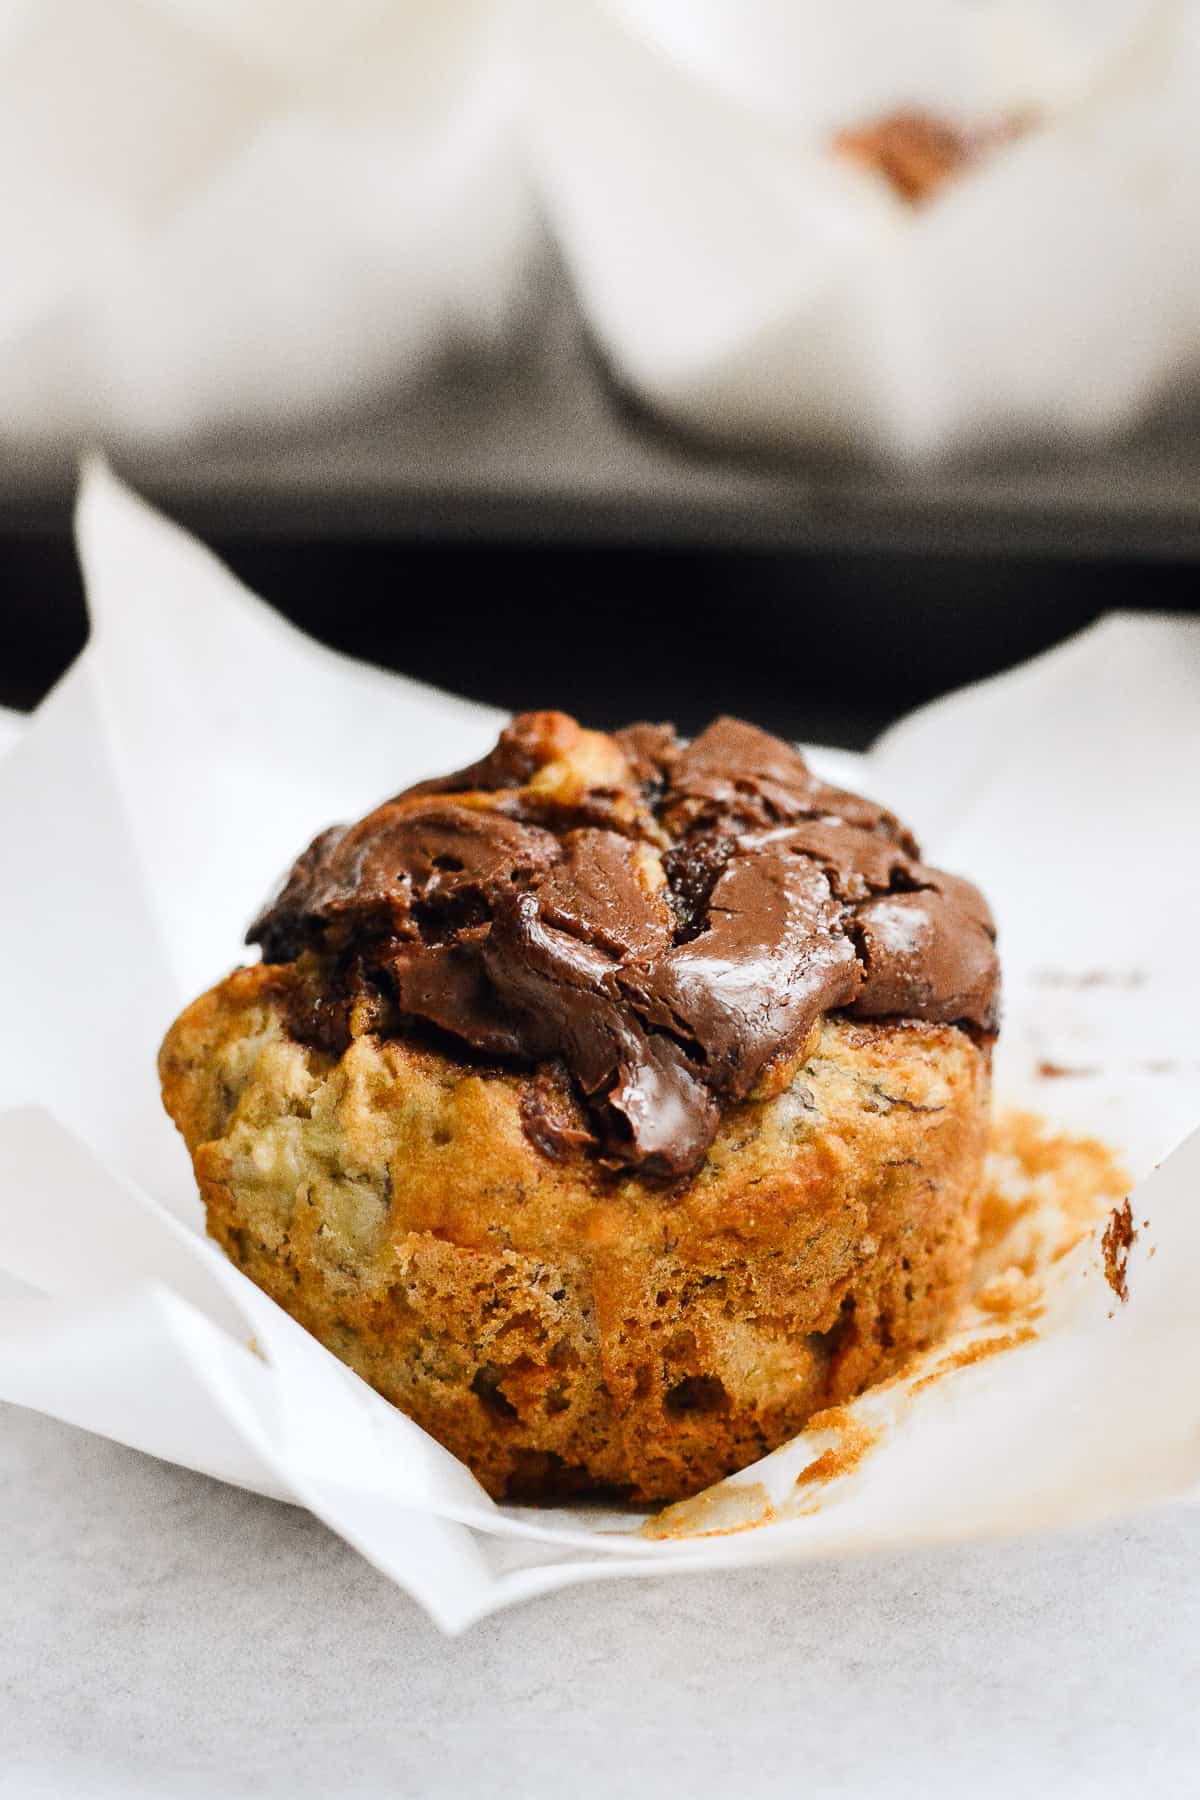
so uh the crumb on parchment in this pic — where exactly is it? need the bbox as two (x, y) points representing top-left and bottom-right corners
(790, 1406), (880, 1489)
(1102, 1199), (1137, 1305)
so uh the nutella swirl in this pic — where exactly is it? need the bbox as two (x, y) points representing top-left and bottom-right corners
(249, 712), (998, 1177)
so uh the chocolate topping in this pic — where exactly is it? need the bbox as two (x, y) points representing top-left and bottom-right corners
(833, 109), (1029, 206)
(249, 711), (998, 1178)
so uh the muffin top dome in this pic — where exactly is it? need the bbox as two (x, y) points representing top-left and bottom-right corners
(249, 711), (998, 1177)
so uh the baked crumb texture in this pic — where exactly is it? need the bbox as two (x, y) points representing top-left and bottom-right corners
(161, 963), (990, 1503)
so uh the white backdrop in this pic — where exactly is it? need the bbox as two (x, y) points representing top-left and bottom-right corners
(0, 0), (1195, 456)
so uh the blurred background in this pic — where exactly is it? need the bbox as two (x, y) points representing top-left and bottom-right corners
(3, 0), (1199, 751)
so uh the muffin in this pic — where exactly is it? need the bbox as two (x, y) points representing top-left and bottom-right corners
(160, 711), (999, 1503)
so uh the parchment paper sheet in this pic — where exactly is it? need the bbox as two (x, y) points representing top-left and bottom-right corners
(1, 465), (1197, 1629)
(526, 0), (1200, 457)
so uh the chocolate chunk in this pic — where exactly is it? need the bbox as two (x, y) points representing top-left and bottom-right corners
(249, 712), (999, 1177)
(660, 715), (918, 852)
(848, 891), (999, 1032)
(613, 721), (679, 789)
(249, 801), (559, 961)
(383, 939), (525, 1060)
(519, 1065), (598, 1161)
(622, 849), (862, 1095)
(533, 830), (671, 961)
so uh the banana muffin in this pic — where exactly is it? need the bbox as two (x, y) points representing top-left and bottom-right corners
(160, 711), (999, 1502)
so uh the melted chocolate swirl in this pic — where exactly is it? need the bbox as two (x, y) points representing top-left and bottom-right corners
(249, 712), (998, 1177)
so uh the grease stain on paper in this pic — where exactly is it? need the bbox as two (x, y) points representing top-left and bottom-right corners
(909, 1327), (1038, 1396)
(641, 1480), (775, 1540)
(782, 1405), (882, 1518)
(973, 1267), (1044, 1319)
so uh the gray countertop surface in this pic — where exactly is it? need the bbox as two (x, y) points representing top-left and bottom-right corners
(4, 1399), (1199, 1800)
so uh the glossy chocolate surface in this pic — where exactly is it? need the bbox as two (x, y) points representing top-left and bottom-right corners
(250, 713), (998, 1176)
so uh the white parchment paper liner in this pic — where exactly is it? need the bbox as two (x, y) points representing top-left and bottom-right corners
(524, 0), (1200, 459)
(0, 0), (535, 442)
(1, 465), (1198, 1630)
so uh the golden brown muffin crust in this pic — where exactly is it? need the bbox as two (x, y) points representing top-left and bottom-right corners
(161, 963), (990, 1502)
